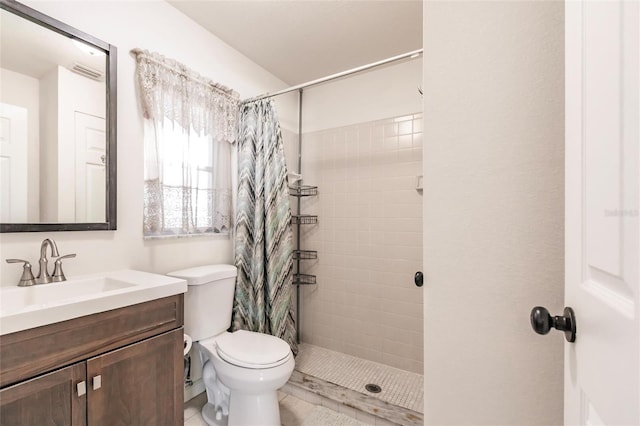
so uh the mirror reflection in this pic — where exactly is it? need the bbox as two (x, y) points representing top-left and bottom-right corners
(0, 3), (112, 228)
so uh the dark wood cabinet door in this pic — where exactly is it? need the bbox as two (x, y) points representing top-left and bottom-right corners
(0, 362), (86, 426)
(87, 328), (183, 425)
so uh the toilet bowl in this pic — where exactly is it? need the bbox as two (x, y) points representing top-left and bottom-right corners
(198, 331), (295, 425)
(168, 265), (294, 426)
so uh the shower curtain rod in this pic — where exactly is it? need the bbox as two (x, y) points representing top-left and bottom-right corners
(241, 48), (423, 104)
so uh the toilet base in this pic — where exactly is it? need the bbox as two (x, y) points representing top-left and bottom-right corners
(228, 390), (280, 426)
(201, 402), (227, 426)
(201, 391), (280, 426)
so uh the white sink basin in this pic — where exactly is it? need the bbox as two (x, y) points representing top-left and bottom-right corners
(0, 270), (187, 335)
(1, 278), (136, 313)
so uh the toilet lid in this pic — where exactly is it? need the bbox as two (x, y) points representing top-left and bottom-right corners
(215, 330), (291, 369)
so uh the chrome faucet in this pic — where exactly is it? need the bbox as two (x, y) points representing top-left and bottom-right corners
(5, 238), (76, 286)
(35, 238), (59, 284)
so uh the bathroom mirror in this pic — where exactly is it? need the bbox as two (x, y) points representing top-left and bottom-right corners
(0, 0), (117, 232)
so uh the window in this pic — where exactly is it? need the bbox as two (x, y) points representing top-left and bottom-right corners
(133, 49), (238, 238)
(143, 119), (232, 236)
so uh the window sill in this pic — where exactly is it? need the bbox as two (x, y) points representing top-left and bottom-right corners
(143, 232), (230, 241)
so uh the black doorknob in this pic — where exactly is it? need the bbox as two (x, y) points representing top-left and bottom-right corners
(414, 271), (423, 287)
(530, 306), (576, 343)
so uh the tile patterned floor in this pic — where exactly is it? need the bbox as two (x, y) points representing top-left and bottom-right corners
(301, 406), (369, 426)
(295, 344), (424, 413)
(184, 344), (424, 426)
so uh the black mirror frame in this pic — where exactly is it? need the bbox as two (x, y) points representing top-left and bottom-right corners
(0, 0), (117, 232)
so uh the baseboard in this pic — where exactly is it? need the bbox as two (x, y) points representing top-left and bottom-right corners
(184, 379), (206, 403)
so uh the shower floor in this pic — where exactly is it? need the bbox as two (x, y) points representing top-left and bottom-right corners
(286, 344), (423, 425)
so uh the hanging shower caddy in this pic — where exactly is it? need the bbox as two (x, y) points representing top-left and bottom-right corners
(290, 184), (317, 285)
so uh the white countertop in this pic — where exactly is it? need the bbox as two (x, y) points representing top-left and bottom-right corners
(0, 269), (187, 335)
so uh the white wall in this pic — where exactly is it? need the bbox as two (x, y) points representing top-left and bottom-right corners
(423, 1), (564, 424)
(0, 0), (288, 286)
(273, 92), (300, 135)
(301, 59), (422, 133)
(0, 68), (40, 222)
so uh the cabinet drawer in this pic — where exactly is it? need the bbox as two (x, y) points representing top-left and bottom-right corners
(0, 294), (183, 388)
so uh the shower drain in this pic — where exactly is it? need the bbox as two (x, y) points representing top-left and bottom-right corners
(365, 383), (382, 393)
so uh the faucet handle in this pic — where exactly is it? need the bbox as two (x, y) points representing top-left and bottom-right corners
(51, 254), (76, 282)
(6, 259), (36, 287)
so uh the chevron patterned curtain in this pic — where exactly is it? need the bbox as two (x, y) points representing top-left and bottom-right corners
(232, 99), (297, 355)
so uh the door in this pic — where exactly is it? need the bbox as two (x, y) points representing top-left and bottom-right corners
(0, 362), (86, 425)
(86, 328), (183, 425)
(565, 1), (639, 424)
(0, 103), (28, 222)
(74, 111), (106, 223)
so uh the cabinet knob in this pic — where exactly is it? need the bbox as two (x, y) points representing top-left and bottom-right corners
(77, 381), (86, 396)
(93, 375), (102, 390)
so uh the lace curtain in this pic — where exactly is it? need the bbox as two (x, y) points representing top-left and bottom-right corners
(132, 49), (239, 237)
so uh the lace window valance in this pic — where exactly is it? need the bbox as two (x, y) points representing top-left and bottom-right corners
(131, 48), (239, 144)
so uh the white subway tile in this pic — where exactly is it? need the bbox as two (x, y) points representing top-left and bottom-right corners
(397, 120), (413, 135)
(383, 136), (398, 151)
(412, 132), (423, 147)
(383, 123), (398, 137)
(298, 112), (423, 372)
(398, 147), (416, 163)
(371, 137), (385, 151)
(412, 117), (423, 132)
(398, 134), (412, 149)
(371, 125), (384, 139)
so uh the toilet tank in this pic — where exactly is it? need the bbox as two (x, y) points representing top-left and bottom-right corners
(167, 264), (237, 341)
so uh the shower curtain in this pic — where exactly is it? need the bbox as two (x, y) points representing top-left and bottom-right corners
(232, 99), (297, 355)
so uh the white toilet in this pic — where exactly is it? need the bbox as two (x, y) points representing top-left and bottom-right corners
(168, 265), (295, 426)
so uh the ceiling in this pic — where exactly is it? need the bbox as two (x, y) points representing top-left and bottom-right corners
(168, 1), (422, 86)
(0, 8), (105, 80)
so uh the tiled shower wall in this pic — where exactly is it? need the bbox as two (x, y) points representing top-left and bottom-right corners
(295, 113), (423, 374)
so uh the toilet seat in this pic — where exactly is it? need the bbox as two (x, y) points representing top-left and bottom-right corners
(215, 330), (292, 369)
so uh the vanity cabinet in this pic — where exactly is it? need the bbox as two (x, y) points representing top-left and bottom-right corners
(0, 295), (184, 425)
(0, 362), (86, 425)
(87, 329), (182, 424)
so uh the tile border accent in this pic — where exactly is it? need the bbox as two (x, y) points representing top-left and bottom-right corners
(285, 371), (423, 426)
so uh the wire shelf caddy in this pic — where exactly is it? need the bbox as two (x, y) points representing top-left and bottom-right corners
(289, 185), (318, 197)
(293, 273), (316, 285)
(291, 215), (318, 225)
(293, 250), (318, 260)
